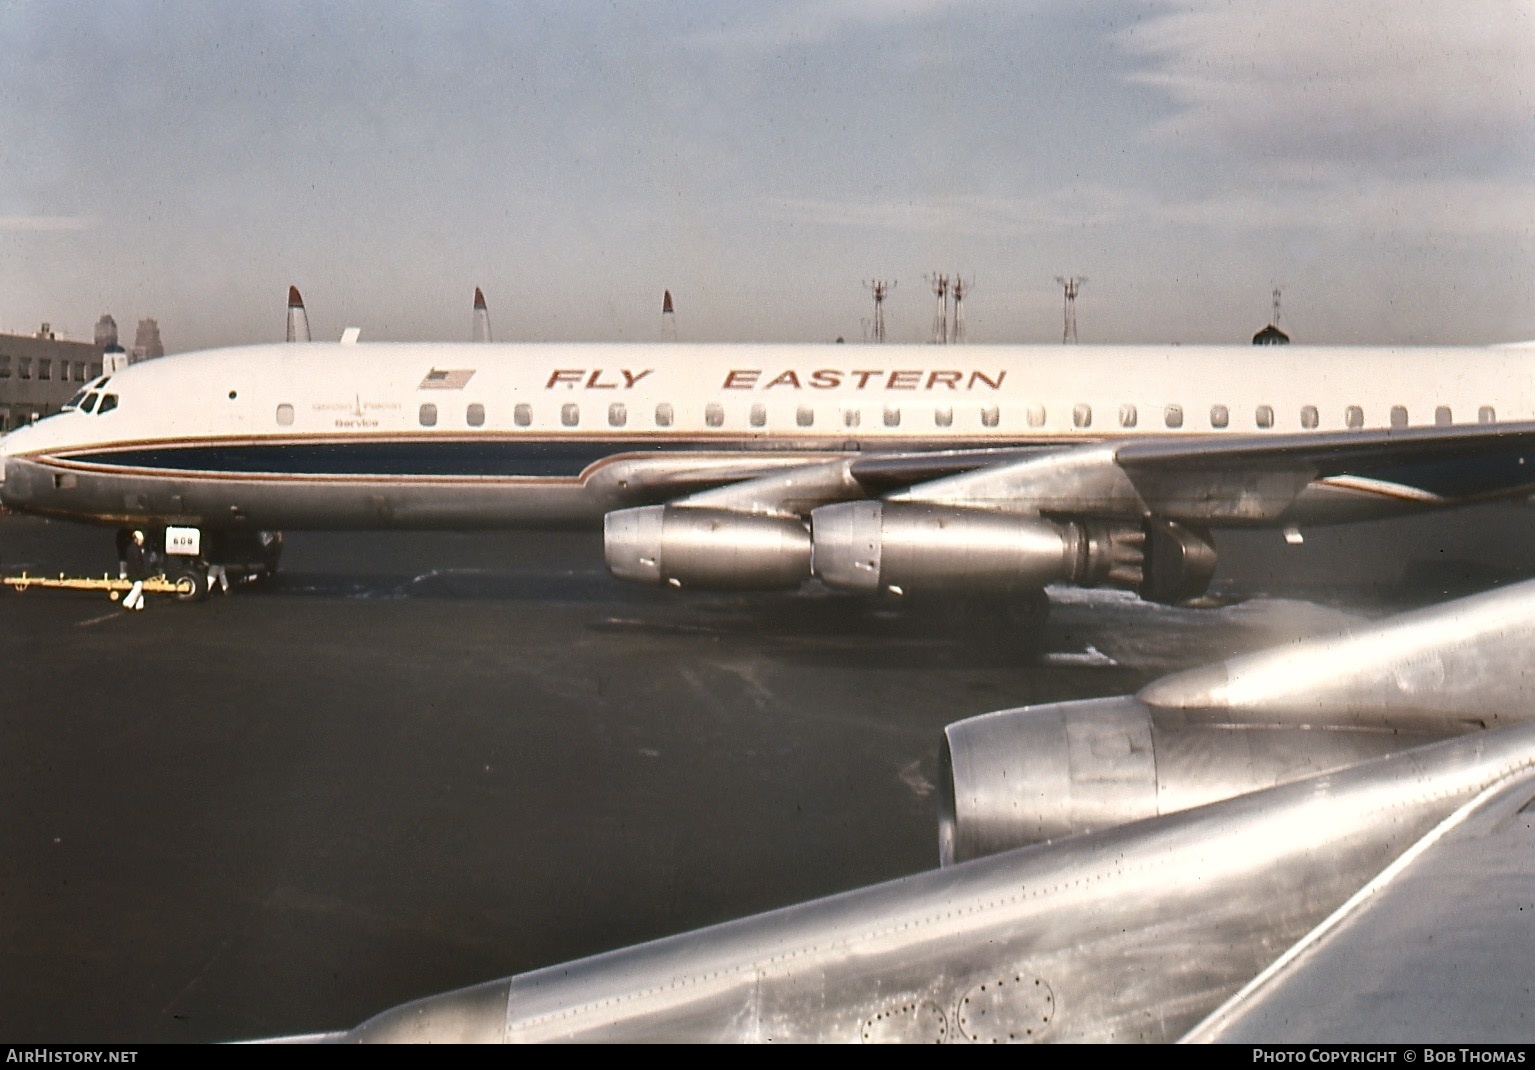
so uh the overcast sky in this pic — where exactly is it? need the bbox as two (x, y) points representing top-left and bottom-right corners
(2, 1), (1532, 351)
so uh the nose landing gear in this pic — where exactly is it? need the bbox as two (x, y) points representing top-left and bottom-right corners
(115, 526), (283, 601)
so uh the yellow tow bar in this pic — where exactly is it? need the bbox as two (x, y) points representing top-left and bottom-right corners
(3, 572), (196, 600)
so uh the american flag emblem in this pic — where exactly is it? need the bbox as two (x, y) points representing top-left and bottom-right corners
(419, 368), (476, 390)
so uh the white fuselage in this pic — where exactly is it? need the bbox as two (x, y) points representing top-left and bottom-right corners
(1, 340), (1531, 532)
(6, 341), (1534, 448)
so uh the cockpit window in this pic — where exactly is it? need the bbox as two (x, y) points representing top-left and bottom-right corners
(97, 394), (119, 415)
(62, 389), (87, 411)
(90, 376), (111, 391)
(80, 392), (100, 414)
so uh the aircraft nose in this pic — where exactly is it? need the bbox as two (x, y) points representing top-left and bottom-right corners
(0, 424), (28, 494)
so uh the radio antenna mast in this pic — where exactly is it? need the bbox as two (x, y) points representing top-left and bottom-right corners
(864, 279), (895, 343)
(926, 273), (950, 344)
(1055, 275), (1086, 344)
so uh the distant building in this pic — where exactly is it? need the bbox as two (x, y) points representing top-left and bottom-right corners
(1254, 287), (1290, 345)
(94, 314), (118, 350)
(132, 318), (164, 362)
(0, 324), (105, 432)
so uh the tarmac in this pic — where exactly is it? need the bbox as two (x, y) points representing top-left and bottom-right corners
(1, 504), (1532, 1042)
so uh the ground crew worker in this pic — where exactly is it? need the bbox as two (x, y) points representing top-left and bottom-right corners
(123, 530), (148, 611)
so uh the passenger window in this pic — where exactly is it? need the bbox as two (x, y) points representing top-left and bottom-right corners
(1390, 405), (1408, 429)
(1119, 404), (1137, 429)
(468, 403), (486, 427)
(797, 406), (814, 427)
(1027, 405), (1045, 428)
(1345, 405), (1364, 429)
(1255, 405), (1274, 429)
(883, 407), (900, 428)
(980, 405), (999, 428)
(1073, 404), (1091, 429)
(276, 403), (295, 426)
(844, 408), (860, 429)
(1210, 404), (1229, 429)
(81, 393), (99, 414)
(561, 403), (580, 427)
(1435, 406), (1452, 427)
(419, 403), (438, 427)
(705, 403), (724, 428)
(934, 406), (953, 428)
(750, 403), (767, 428)
(514, 403), (532, 427)
(97, 394), (118, 414)
(1164, 405), (1183, 429)
(607, 402), (626, 428)
(1301, 405), (1319, 429)
(655, 403), (674, 428)
(1480, 406), (1496, 424)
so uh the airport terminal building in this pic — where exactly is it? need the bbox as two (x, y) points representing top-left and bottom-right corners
(0, 325), (105, 432)
(0, 315), (169, 432)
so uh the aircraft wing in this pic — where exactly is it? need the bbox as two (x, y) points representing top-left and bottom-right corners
(1114, 418), (1535, 504)
(606, 420), (1535, 509)
(1184, 767), (1535, 1043)
(615, 421), (1535, 603)
(843, 420), (1535, 501)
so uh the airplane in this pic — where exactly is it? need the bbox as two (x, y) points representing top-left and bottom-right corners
(4, 318), (1535, 608)
(277, 578), (1535, 1042)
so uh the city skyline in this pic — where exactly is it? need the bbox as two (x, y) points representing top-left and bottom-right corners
(2, 1), (1532, 352)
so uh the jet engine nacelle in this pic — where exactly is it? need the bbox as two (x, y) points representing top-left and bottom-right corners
(811, 502), (1218, 604)
(938, 696), (1445, 866)
(604, 505), (812, 589)
(810, 501), (1145, 596)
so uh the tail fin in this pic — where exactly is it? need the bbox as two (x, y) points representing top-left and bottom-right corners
(286, 286), (311, 343)
(661, 289), (676, 342)
(472, 287), (491, 343)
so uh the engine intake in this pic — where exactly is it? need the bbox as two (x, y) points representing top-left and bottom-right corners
(604, 506), (812, 589)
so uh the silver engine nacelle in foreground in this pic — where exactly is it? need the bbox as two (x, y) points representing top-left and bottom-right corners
(604, 505), (812, 589)
(938, 696), (1448, 866)
(810, 501), (1146, 596)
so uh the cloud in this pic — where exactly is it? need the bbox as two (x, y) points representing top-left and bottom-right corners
(1120, 0), (1535, 173)
(771, 185), (1134, 237)
(1160, 178), (1535, 239)
(0, 216), (95, 232)
(772, 173), (1535, 242)
(683, 0), (970, 53)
